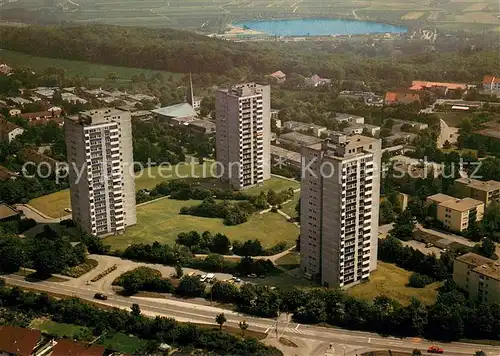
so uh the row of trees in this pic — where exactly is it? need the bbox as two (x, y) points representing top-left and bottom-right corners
(180, 198), (251, 226)
(0, 282), (281, 355)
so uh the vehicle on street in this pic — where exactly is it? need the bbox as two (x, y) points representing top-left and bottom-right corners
(94, 293), (108, 300)
(200, 275), (207, 282)
(427, 346), (444, 354)
(425, 243), (434, 248)
(247, 273), (257, 278)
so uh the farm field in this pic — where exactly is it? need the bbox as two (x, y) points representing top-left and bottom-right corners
(104, 197), (300, 250)
(0, 50), (180, 83)
(2, 0), (499, 31)
(346, 262), (442, 305)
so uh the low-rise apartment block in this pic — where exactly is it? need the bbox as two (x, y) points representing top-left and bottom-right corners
(454, 252), (500, 305)
(426, 193), (484, 232)
(454, 177), (500, 205)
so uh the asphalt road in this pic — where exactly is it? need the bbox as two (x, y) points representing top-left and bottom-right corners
(3, 274), (500, 356)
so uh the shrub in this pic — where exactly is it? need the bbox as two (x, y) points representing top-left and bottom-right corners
(408, 272), (433, 288)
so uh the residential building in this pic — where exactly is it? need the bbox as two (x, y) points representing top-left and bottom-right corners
(61, 92), (89, 105)
(277, 131), (323, 151)
(454, 177), (500, 205)
(271, 145), (301, 169)
(50, 339), (105, 356)
(33, 87), (55, 100)
(7, 97), (31, 106)
(64, 108), (136, 237)
(215, 83), (271, 190)
(22, 149), (63, 172)
(283, 120), (327, 137)
(392, 119), (428, 131)
(269, 70), (286, 84)
(270, 109), (280, 121)
(483, 75), (500, 93)
(300, 135), (382, 288)
(426, 193), (484, 232)
(384, 91), (420, 105)
(306, 74), (331, 87)
(332, 113), (365, 124)
(409, 80), (469, 93)
(186, 119), (216, 135)
(342, 123), (380, 137)
(0, 204), (21, 223)
(0, 119), (24, 143)
(0, 326), (42, 356)
(20, 111), (56, 121)
(453, 252), (500, 305)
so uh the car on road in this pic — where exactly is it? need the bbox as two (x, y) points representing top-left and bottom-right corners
(94, 293), (108, 300)
(427, 346), (444, 354)
(200, 275), (207, 282)
(247, 273), (257, 278)
(425, 243), (434, 248)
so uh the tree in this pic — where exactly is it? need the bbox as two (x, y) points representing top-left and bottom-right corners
(0, 235), (25, 273)
(174, 265), (184, 279)
(443, 140), (452, 149)
(215, 313), (227, 331)
(295, 198), (301, 219)
(389, 208), (416, 241)
(475, 351), (487, 356)
(131, 303), (141, 317)
(239, 320), (249, 336)
(380, 200), (396, 224)
(408, 273), (432, 288)
(122, 271), (144, 295)
(412, 350), (422, 356)
(176, 276), (205, 298)
(479, 238), (496, 259)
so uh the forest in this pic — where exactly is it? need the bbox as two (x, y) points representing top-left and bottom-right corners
(0, 25), (499, 87)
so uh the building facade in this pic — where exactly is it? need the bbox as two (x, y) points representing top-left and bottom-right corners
(65, 108), (136, 237)
(215, 83), (271, 190)
(0, 119), (24, 143)
(454, 177), (500, 205)
(427, 193), (484, 232)
(454, 252), (500, 305)
(300, 135), (381, 288)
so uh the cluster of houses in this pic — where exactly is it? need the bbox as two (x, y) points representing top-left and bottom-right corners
(268, 70), (332, 88)
(0, 325), (134, 356)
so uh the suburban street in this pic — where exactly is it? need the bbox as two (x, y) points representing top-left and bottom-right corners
(2, 262), (500, 356)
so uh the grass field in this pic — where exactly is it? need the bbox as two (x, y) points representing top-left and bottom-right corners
(275, 252), (300, 270)
(30, 318), (92, 340)
(281, 192), (300, 219)
(28, 164), (297, 218)
(3, 0), (500, 31)
(105, 197), (299, 250)
(346, 262), (442, 305)
(0, 50), (180, 83)
(98, 332), (148, 354)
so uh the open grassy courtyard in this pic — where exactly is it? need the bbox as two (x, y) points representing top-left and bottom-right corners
(28, 164), (297, 218)
(105, 197), (299, 251)
(29, 318), (92, 340)
(346, 262), (442, 306)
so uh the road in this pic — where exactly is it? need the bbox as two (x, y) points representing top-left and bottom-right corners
(2, 273), (499, 356)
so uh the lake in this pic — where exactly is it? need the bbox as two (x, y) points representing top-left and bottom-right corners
(235, 18), (407, 36)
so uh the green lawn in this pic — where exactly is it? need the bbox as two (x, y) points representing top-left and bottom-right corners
(30, 318), (92, 340)
(0, 50), (181, 82)
(245, 176), (299, 195)
(281, 192), (300, 219)
(105, 197), (299, 251)
(28, 165), (297, 218)
(97, 332), (148, 354)
(346, 262), (442, 306)
(275, 252), (300, 270)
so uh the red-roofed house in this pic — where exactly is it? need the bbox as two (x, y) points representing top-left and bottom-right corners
(409, 80), (468, 96)
(269, 70), (286, 84)
(49, 339), (105, 356)
(483, 75), (500, 93)
(385, 91), (420, 105)
(0, 326), (42, 356)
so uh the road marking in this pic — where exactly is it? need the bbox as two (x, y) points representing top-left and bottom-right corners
(265, 327), (270, 333)
(295, 324), (300, 329)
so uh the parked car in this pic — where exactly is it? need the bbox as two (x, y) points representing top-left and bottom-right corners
(247, 273), (257, 278)
(425, 243), (434, 248)
(427, 346), (444, 354)
(94, 293), (108, 300)
(200, 275), (207, 282)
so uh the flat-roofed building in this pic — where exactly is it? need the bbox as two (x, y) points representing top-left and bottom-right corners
(277, 131), (323, 151)
(426, 193), (484, 232)
(282, 120), (327, 137)
(454, 252), (500, 305)
(215, 83), (271, 190)
(454, 177), (500, 205)
(271, 145), (301, 169)
(300, 135), (382, 288)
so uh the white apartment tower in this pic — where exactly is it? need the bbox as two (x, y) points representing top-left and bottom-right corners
(65, 108), (136, 237)
(215, 83), (271, 190)
(300, 134), (381, 288)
